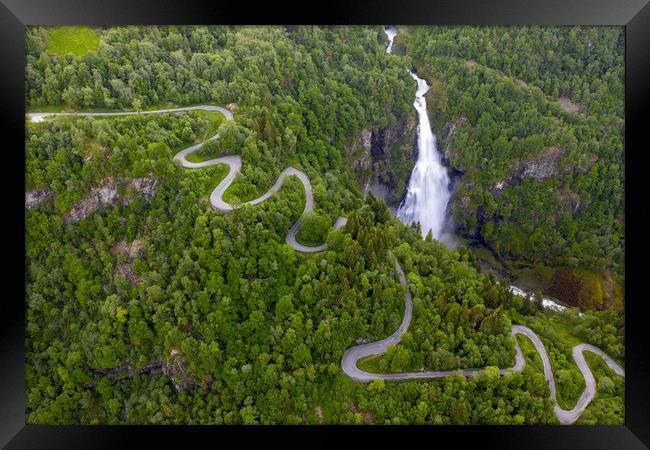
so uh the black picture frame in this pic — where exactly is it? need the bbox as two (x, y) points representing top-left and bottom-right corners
(2, 0), (649, 448)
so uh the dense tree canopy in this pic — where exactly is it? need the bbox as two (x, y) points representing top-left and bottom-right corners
(25, 25), (624, 425)
(395, 26), (624, 309)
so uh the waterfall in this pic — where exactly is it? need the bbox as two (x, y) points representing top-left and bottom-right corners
(397, 71), (453, 243)
(382, 26), (453, 244)
(384, 26), (398, 54)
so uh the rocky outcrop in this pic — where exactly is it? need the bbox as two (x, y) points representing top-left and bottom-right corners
(130, 177), (158, 198)
(111, 238), (144, 261)
(490, 146), (567, 195)
(440, 115), (467, 164)
(346, 128), (373, 172)
(450, 147), (572, 239)
(93, 349), (196, 392)
(25, 188), (52, 209)
(163, 348), (195, 392)
(367, 113), (418, 206)
(559, 188), (586, 213)
(345, 111), (417, 207)
(451, 147), (599, 254)
(558, 97), (581, 114)
(63, 177), (158, 224)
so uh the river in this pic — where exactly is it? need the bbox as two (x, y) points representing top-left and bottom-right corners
(508, 284), (583, 316)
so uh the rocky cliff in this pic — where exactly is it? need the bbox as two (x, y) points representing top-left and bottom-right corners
(489, 146), (568, 195)
(439, 115), (467, 165)
(437, 114), (604, 250)
(91, 350), (196, 392)
(25, 188), (52, 209)
(63, 176), (158, 223)
(346, 112), (418, 207)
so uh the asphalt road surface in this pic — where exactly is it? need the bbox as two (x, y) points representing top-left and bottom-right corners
(28, 106), (346, 252)
(341, 257), (625, 425)
(29, 106), (624, 425)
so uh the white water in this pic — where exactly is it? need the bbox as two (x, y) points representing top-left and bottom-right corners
(381, 26), (580, 315)
(508, 285), (583, 316)
(382, 26), (453, 244)
(384, 26), (398, 54)
(396, 71), (453, 243)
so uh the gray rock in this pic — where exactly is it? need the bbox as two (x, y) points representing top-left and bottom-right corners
(63, 176), (158, 223)
(490, 146), (566, 195)
(25, 188), (52, 209)
(367, 112), (418, 206)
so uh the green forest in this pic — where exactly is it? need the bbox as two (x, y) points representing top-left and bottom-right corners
(393, 26), (624, 310)
(25, 25), (624, 425)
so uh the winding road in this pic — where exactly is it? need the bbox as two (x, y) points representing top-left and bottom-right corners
(342, 254), (625, 424)
(27, 106), (347, 252)
(28, 105), (624, 425)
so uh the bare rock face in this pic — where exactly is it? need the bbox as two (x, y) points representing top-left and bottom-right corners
(460, 194), (471, 209)
(127, 239), (144, 261)
(490, 146), (567, 195)
(63, 177), (158, 223)
(347, 128), (373, 172)
(25, 188), (52, 209)
(559, 189), (585, 213)
(368, 112), (418, 206)
(93, 357), (162, 378)
(315, 405), (324, 424)
(558, 97), (581, 114)
(114, 261), (141, 284)
(163, 348), (195, 392)
(370, 115), (416, 161)
(360, 128), (372, 150)
(64, 177), (118, 223)
(130, 177), (158, 201)
(344, 106), (418, 208)
(520, 146), (566, 180)
(440, 115), (467, 163)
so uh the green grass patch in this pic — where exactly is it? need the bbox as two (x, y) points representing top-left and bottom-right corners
(185, 143), (218, 163)
(198, 111), (226, 139)
(46, 26), (101, 56)
(221, 173), (256, 205)
(356, 353), (387, 373)
(183, 112), (227, 163)
(511, 311), (581, 346)
(515, 333), (546, 373)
